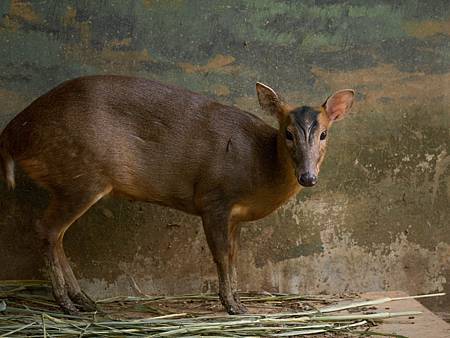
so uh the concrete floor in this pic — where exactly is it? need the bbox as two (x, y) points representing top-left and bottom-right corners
(363, 291), (450, 338)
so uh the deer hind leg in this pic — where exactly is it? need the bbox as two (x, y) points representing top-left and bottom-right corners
(36, 185), (112, 314)
(57, 242), (97, 311)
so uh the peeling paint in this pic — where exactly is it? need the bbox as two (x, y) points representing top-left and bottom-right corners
(241, 232), (450, 296)
(432, 150), (450, 205)
(79, 230), (450, 301)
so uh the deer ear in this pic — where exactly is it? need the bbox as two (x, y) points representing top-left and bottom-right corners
(323, 89), (355, 121)
(256, 82), (285, 120)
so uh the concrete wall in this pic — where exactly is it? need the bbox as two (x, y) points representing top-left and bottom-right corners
(0, 1), (449, 314)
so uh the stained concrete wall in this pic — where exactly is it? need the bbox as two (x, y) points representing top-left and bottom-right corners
(0, 1), (449, 314)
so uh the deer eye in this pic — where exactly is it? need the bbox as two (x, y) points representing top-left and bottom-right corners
(320, 130), (327, 140)
(286, 130), (294, 141)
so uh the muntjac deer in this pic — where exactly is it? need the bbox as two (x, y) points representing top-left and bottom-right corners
(0, 76), (354, 314)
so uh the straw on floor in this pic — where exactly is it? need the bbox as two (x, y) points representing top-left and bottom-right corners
(0, 280), (444, 337)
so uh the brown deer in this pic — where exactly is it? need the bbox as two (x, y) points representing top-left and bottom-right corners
(0, 76), (354, 314)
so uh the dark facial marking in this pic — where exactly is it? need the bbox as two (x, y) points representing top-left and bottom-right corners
(291, 106), (320, 142)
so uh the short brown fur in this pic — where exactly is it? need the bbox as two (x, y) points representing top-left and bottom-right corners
(0, 76), (354, 314)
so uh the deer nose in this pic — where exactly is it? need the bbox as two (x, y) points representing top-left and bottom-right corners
(299, 173), (317, 187)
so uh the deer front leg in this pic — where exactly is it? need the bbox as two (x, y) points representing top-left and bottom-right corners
(202, 212), (247, 314)
(229, 222), (242, 304)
